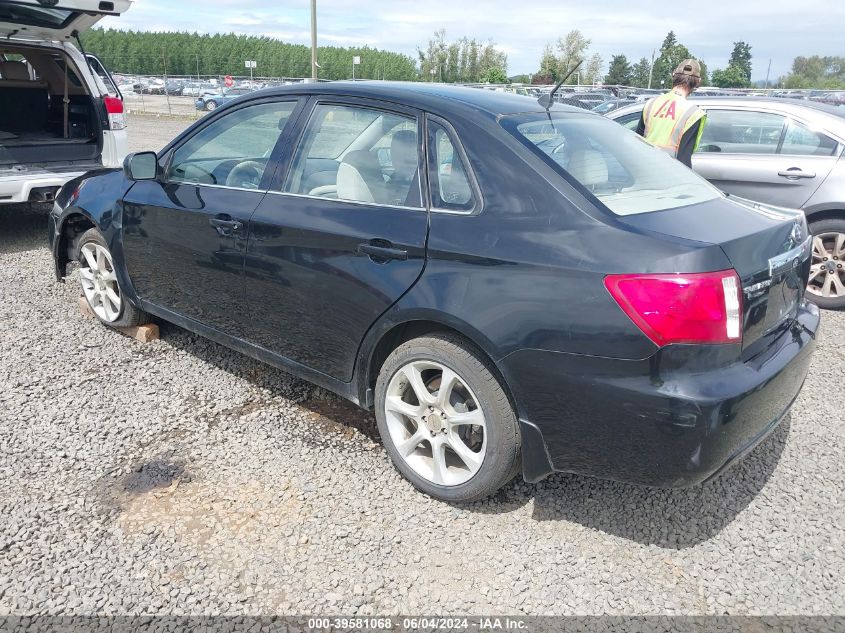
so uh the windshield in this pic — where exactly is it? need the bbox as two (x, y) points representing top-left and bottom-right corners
(502, 112), (721, 216)
(0, 3), (77, 29)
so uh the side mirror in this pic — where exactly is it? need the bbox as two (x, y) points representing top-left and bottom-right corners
(123, 151), (158, 181)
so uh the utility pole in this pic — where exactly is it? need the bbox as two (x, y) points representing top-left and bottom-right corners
(195, 53), (200, 82)
(647, 49), (655, 89)
(764, 58), (772, 91)
(310, 0), (318, 81)
(162, 52), (171, 115)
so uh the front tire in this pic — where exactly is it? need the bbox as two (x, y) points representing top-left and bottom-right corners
(77, 228), (150, 328)
(205, 100), (217, 111)
(375, 332), (521, 502)
(807, 218), (845, 310)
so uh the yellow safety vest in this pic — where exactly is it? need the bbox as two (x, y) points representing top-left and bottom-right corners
(643, 91), (706, 157)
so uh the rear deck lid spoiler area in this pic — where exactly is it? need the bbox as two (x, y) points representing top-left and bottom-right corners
(0, 0), (131, 41)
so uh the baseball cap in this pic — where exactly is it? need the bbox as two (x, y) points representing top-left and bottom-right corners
(674, 59), (701, 78)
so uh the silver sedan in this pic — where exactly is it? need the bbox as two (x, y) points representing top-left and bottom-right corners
(609, 97), (845, 309)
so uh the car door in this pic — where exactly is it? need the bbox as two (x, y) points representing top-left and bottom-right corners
(692, 107), (840, 208)
(121, 97), (302, 337)
(242, 97), (429, 382)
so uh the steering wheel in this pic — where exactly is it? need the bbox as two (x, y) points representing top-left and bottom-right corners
(225, 160), (265, 189)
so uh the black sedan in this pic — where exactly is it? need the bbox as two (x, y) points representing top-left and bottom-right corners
(49, 82), (819, 502)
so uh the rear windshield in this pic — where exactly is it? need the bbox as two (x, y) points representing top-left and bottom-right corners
(0, 3), (78, 29)
(502, 112), (721, 215)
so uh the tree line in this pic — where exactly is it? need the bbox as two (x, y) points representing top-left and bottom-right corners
(80, 29), (419, 80)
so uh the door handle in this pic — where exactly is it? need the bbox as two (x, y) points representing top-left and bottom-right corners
(209, 216), (243, 231)
(778, 168), (816, 180)
(357, 242), (408, 262)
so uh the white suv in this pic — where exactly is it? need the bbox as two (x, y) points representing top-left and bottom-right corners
(0, 0), (131, 205)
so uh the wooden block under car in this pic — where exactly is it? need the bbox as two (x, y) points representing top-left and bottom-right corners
(78, 296), (160, 343)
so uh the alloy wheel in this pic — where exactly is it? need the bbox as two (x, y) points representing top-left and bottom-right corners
(79, 242), (122, 322)
(384, 360), (487, 487)
(808, 232), (845, 299)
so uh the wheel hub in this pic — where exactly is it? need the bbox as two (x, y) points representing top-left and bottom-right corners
(424, 409), (446, 434)
(825, 261), (838, 273)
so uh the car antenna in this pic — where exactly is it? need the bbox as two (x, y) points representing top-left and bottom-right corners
(538, 59), (583, 111)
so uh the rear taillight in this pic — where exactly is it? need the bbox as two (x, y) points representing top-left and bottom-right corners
(604, 270), (743, 347)
(103, 96), (126, 131)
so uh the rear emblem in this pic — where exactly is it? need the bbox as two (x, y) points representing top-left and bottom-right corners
(790, 223), (803, 246)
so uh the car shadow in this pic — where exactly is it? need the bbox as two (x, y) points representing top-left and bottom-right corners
(0, 202), (51, 254)
(157, 321), (382, 445)
(155, 320), (787, 550)
(484, 415), (791, 549)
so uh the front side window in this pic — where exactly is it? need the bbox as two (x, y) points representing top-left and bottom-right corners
(697, 109), (785, 154)
(503, 112), (721, 216)
(167, 101), (296, 190)
(284, 104), (422, 208)
(780, 121), (839, 156)
(427, 120), (475, 212)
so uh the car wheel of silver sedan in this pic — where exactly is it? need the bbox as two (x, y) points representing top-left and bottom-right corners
(375, 332), (521, 502)
(807, 219), (845, 310)
(77, 228), (150, 328)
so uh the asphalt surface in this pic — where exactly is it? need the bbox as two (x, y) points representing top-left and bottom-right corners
(0, 114), (843, 617)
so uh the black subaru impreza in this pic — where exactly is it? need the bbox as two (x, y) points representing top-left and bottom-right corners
(49, 82), (819, 502)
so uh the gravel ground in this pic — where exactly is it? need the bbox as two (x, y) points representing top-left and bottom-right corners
(0, 114), (843, 617)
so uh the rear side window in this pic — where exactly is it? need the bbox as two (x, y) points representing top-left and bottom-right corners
(780, 121), (839, 156)
(697, 110), (785, 154)
(503, 112), (720, 216)
(427, 120), (475, 212)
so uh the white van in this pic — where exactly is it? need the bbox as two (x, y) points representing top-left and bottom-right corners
(0, 0), (131, 205)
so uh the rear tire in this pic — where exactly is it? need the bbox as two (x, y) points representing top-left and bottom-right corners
(375, 332), (521, 502)
(205, 100), (217, 111)
(77, 228), (150, 328)
(807, 217), (845, 310)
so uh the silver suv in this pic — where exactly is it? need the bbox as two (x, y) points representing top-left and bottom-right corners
(0, 0), (130, 206)
(609, 97), (845, 309)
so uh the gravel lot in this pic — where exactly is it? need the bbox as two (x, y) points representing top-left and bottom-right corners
(0, 113), (843, 617)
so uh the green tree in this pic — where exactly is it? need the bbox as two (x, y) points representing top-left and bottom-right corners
(555, 29), (591, 83)
(537, 43), (558, 83)
(781, 55), (845, 89)
(630, 56), (652, 88)
(485, 67), (508, 84)
(711, 65), (749, 88)
(417, 30), (506, 83)
(728, 41), (753, 83)
(604, 54), (632, 85)
(652, 30), (693, 89)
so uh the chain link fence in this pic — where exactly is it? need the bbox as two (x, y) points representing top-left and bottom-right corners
(109, 69), (845, 118)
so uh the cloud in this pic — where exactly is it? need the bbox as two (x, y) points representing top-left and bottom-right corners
(100, 0), (845, 79)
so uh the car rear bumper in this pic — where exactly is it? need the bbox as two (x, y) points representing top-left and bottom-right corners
(0, 172), (85, 205)
(506, 301), (820, 488)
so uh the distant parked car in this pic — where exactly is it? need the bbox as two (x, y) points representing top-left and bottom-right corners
(164, 80), (185, 96)
(195, 87), (254, 111)
(592, 99), (629, 114)
(181, 82), (218, 98)
(609, 96), (845, 309)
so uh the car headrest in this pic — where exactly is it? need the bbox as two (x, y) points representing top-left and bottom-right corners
(0, 60), (31, 81)
(390, 130), (418, 177)
(567, 149), (608, 187)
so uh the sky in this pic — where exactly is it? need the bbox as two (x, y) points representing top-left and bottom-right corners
(101, 0), (845, 81)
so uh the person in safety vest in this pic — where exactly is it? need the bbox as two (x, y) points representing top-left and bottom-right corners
(635, 59), (706, 167)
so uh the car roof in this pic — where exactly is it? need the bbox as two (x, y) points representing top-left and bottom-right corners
(612, 95), (845, 122)
(249, 81), (586, 119)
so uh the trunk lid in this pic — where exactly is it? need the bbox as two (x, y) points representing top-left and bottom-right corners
(618, 194), (812, 349)
(0, 0), (130, 41)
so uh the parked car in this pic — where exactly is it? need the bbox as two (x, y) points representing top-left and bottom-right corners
(195, 87), (253, 111)
(592, 99), (629, 114)
(164, 79), (185, 96)
(608, 97), (845, 309)
(0, 0), (130, 205)
(181, 82), (218, 98)
(50, 83), (818, 501)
